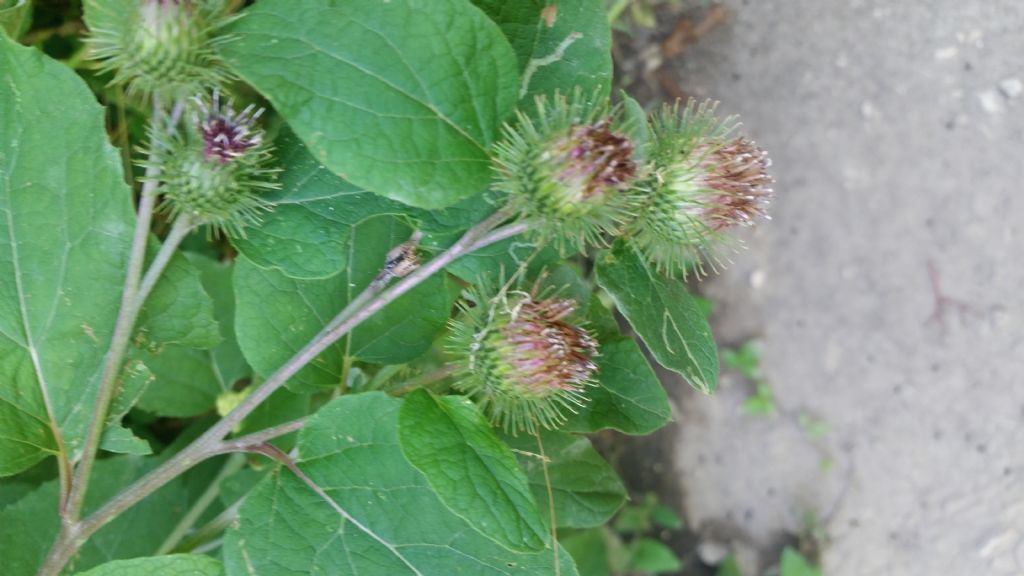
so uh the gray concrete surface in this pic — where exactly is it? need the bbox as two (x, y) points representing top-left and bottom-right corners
(657, 1), (1024, 574)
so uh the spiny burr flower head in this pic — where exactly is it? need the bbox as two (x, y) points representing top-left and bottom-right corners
(449, 287), (599, 434)
(554, 120), (637, 198)
(691, 137), (773, 230)
(493, 92), (643, 253)
(85, 0), (233, 98)
(152, 92), (278, 237)
(628, 99), (773, 277)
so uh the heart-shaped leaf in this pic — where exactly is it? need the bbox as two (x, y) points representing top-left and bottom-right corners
(0, 35), (135, 475)
(234, 215), (453, 391)
(222, 0), (519, 208)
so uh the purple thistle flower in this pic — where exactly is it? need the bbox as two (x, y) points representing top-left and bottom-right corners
(195, 91), (265, 164)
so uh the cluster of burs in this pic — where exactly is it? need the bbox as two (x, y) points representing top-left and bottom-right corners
(90, 0), (772, 435)
(456, 91), (772, 432)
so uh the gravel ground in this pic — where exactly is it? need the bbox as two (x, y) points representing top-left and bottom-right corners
(642, 1), (1024, 574)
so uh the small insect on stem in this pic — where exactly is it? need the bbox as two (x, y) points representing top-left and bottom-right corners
(373, 230), (423, 287)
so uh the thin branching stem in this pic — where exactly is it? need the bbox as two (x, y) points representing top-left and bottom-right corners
(64, 95), (170, 522)
(213, 418), (308, 454)
(64, 210), (193, 524)
(136, 215), (195, 305)
(39, 214), (528, 575)
(41, 96), (192, 576)
(199, 211), (519, 440)
(173, 497), (243, 554)
(154, 453), (246, 555)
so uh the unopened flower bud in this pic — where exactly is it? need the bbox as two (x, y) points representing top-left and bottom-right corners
(449, 289), (599, 433)
(549, 120), (637, 206)
(86, 0), (232, 97)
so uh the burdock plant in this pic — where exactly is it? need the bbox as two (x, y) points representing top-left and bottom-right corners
(85, 0), (233, 97)
(0, 2), (774, 575)
(494, 92), (644, 252)
(449, 285), (599, 433)
(154, 92), (278, 236)
(629, 100), (774, 276)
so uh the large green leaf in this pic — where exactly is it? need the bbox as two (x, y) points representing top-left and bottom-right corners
(502, 430), (626, 529)
(129, 254), (252, 419)
(234, 215), (453, 391)
(595, 242), (718, 393)
(0, 456), (194, 575)
(231, 130), (413, 279)
(223, 392), (578, 575)
(187, 254), (250, 386)
(133, 345), (225, 418)
(471, 0), (612, 103)
(222, 0), (519, 208)
(136, 246), (220, 349)
(399, 390), (548, 552)
(0, 35), (135, 475)
(563, 338), (672, 435)
(78, 555), (224, 576)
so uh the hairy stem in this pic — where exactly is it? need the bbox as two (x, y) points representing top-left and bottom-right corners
(213, 418), (308, 454)
(201, 212), (517, 439)
(39, 215), (527, 575)
(64, 210), (192, 524)
(64, 95), (169, 522)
